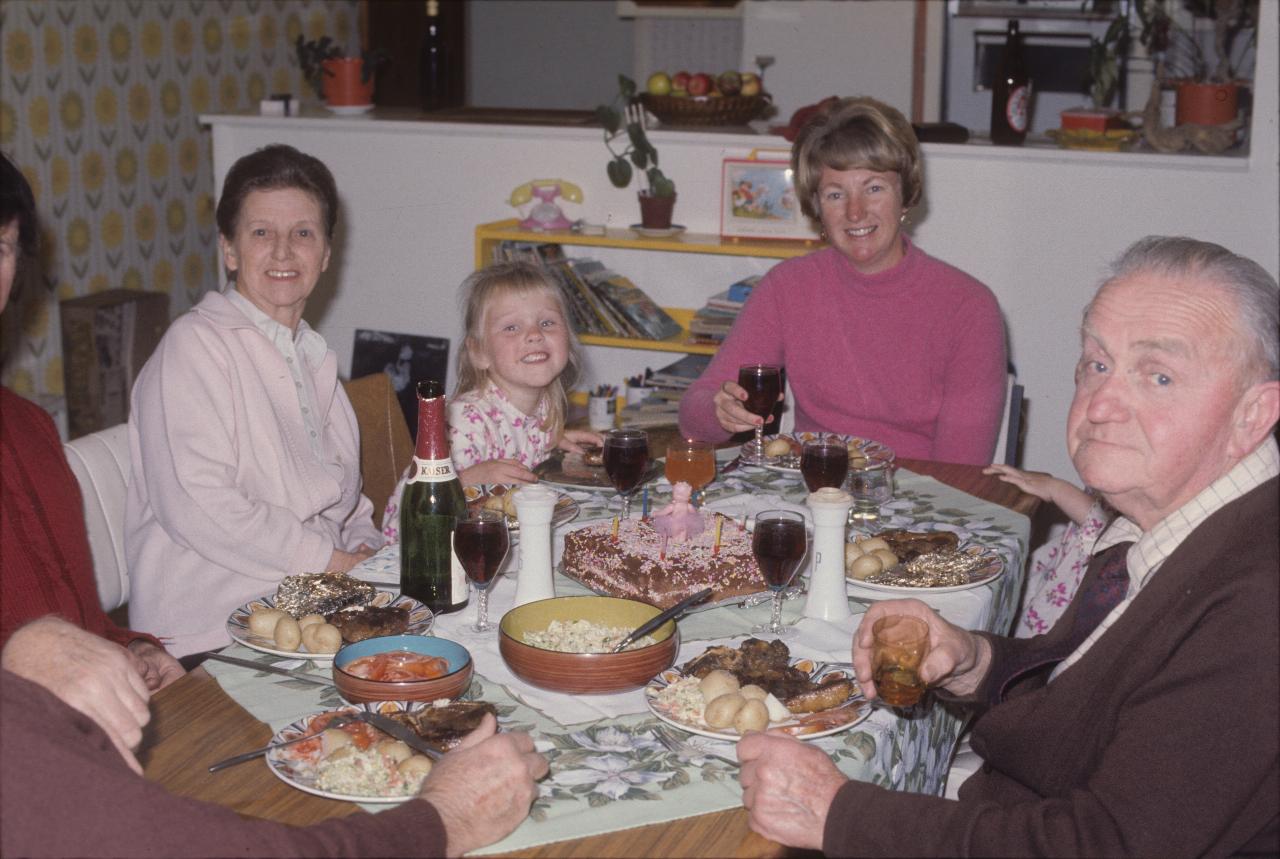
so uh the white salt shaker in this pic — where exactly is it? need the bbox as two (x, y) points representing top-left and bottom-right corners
(803, 487), (853, 622)
(512, 484), (559, 607)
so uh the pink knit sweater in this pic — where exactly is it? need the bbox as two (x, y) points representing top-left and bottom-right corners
(678, 241), (1007, 465)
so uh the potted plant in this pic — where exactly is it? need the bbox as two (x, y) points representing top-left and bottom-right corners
(295, 36), (389, 109)
(1136, 0), (1256, 127)
(596, 75), (677, 230)
(1061, 12), (1132, 134)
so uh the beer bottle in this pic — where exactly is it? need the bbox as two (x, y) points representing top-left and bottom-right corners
(400, 380), (468, 613)
(990, 20), (1031, 146)
(419, 0), (450, 112)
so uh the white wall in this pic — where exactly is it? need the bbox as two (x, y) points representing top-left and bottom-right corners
(741, 0), (917, 122)
(467, 0), (634, 109)
(205, 2), (1277, 485)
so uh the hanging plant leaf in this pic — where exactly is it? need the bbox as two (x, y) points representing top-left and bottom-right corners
(607, 157), (633, 188)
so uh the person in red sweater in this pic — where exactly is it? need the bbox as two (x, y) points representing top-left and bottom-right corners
(678, 97), (1006, 465)
(1, 619), (549, 857)
(1, 151), (183, 771)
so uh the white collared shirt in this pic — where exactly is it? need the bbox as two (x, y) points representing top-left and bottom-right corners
(1051, 436), (1280, 681)
(224, 288), (328, 458)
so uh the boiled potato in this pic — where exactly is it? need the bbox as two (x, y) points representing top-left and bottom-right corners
(704, 692), (746, 728)
(698, 669), (740, 703)
(764, 438), (793, 458)
(871, 549), (900, 570)
(321, 727), (353, 757)
(399, 755), (433, 778)
(298, 613), (326, 629)
(844, 541), (866, 572)
(858, 537), (891, 554)
(733, 698), (769, 734)
(301, 622), (342, 654)
(248, 607), (287, 637)
(739, 684), (768, 701)
(763, 693), (791, 723)
(849, 553), (884, 581)
(375, 739), (413, 765)
(273, 615), (302, 651)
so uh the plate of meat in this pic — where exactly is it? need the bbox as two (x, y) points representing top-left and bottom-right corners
(740, 433), (894, 475)
(645, 638), (869, 742)
(227, 593), (433, 662)
(463, 484), (579, 531)
(267, 700), (497, 803)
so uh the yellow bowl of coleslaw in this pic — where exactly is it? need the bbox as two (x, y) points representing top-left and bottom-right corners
(498, 596), (679, 694)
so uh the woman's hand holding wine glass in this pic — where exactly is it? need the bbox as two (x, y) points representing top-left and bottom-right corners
(735, 365), (782, 465)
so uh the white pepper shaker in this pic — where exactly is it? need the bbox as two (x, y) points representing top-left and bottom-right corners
(803, 487), (853, 622)
(511, 484), (559, 607)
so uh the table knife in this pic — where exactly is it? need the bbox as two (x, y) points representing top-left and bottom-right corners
(357, 711), (443, 760)
(204, 651), (334, 687)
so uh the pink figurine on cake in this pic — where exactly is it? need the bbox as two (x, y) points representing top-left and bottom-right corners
(651, 482), (706, 543)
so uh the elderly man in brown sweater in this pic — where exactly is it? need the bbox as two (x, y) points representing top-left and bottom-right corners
(739, 236), (1279, 857)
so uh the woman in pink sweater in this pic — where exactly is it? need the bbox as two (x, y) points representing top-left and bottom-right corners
(679, 98), (1006, 465)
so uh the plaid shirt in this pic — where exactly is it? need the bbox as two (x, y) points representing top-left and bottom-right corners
(1051, 436), (1280, 681)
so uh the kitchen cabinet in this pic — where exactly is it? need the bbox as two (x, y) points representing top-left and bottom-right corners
(474, 218), (817, 356)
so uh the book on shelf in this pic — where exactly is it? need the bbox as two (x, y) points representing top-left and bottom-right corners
(570, 260), (682, 341)
(727, 274), (762, 303)
(704, 290), (746, 312)
(646, 353), (711, 389)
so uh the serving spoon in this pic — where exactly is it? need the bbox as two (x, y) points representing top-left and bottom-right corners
(611, 588), (713, 653)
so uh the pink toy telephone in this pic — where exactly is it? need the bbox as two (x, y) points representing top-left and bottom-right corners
(508, 179), (583, 231)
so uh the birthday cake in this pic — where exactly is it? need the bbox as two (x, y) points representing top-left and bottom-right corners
(561, 512), (764, 609)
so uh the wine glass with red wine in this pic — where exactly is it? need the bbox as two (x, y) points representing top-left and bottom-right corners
(800, 437), (850, 493)
(751, 509), (808, 638)
(454, 510), (510, 633)
(737, 364), (782, 465)
(603, 429), (650, 519)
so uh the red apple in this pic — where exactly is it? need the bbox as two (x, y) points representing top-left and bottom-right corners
(688, 73), (713, 97)
(672, 71), (691, 91)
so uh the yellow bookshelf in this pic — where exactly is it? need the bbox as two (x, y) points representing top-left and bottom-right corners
(474, 219), (817, 355)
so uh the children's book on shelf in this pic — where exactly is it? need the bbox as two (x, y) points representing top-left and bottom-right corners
(727, 274), (762, 303)
(570, 260), (682, 341)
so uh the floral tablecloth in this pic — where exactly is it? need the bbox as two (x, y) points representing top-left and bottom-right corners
(204, 460), (1029, 854)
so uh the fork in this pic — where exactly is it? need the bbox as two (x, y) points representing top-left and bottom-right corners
(652, 725), (740, 768)
(207, 713), (361, 773)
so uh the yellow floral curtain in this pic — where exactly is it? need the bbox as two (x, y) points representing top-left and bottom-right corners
(0, 0), (357, 402)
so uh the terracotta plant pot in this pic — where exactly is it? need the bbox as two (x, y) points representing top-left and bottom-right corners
(1175, 81), (1239, 127)
(322, 58), (374, 107)
(638, 191), (677, 230)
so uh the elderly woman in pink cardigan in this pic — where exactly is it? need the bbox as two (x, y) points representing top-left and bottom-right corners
(125, 145), (380, 658)
(678, 97), (1007, 465)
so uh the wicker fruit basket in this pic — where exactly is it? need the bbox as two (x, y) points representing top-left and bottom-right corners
(640, 93), (771, 127)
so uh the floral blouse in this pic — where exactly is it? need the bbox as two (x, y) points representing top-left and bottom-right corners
(381, 382), (556, 544)
(1016, 500), (1111, 638)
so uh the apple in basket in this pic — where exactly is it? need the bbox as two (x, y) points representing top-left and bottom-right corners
(717, 70), (743, 97)
(741, 72), (761, 97)
(687, 73), (713, 97)
(646, 71), (672, 97)
(671, 70), (691, 96)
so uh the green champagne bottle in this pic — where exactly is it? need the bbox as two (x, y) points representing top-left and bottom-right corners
(399, 379), (468, 613)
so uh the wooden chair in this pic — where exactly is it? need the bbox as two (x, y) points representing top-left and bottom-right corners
(992, 372), (1025, 467)
(343, 373), (415, 531)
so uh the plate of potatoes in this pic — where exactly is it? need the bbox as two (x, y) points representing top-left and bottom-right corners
(645, 657), (869, 742)
(227, 593), (433, 661)
(464, 484), (579, 532)
(743, 432), (894, 475)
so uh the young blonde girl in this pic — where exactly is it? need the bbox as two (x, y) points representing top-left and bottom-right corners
(983, 463), (1113, 638)
(382, 261), (600, 542)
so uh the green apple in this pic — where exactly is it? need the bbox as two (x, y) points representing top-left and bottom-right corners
(646, 71), (672, 97)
